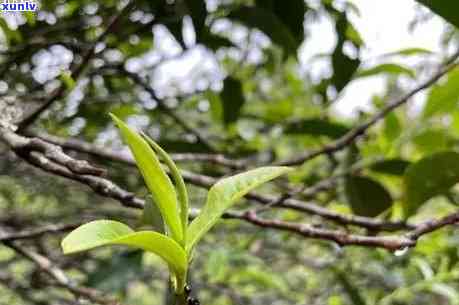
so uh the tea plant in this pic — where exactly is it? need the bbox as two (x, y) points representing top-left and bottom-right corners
(61, 114), (291, 305)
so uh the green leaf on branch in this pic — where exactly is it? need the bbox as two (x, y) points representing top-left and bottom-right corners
(61, 220), (187, 277)
(344, 175), (393, 217)
(142, 133), (189, 236)
(186, 166), (292, 252)
(110, 114), (183, 243)
(423, 68), (459, 118)
(331, 12), (361, 92)
(220, 76), (245, 126)
(415, 1), (459, 29)
(355, 63), (415, 79)
(381, 47), (433, 57)
(284, 118), (350, 138)
(403, 151), (459, 217)
(255, 0), (307, 46)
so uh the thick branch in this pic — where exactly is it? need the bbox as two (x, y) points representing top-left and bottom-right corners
(2, 126), (457, 251)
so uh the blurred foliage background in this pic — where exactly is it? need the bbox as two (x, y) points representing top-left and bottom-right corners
(1, 0), (459, 304)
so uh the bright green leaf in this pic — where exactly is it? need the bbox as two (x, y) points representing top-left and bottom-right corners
(24, 12), (36, 26)
(110, 114), (183, 243)
(186, 166), (292, 252)
(344, 175), (393, 217)
(381, 47), (433, 57)
(383, 112), (402, 143)
(59, 71), (76, 90)
(413, 128), (451, 154)
(403, 151), (459, 217)
(142, 134), (189, 237)
(423, 68), (459, 118)
(62, 220), (187, 277)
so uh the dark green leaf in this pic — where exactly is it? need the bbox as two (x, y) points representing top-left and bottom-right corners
(403, 151), (459, 216)
(255, 0), (307, 45)
(166, 20), (186, 49)
(220, 76), (245, 125)
(369, 159), (411, 176)
(199, 30), (235, 51)
(284, 118), (350, 138)
(331, 12), (361, 92)
(227, 6), (298, 56)
(416, 1), (459, 28)
(332, 51), (360, 92)
(344, 175), (393, 217)
(185, 0), (207, 36)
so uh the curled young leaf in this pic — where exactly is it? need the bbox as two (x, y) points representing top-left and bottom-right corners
(142, 133), (189, 241)
(110, 114), (183, 244)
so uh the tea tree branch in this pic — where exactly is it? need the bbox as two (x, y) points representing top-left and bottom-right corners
(276, 49), (459, 166)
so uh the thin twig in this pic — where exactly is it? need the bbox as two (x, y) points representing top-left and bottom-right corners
(277, 49), (459, 166)
(3, 241), (122, 305)
(0, 223), (80, 242)
(30, 131), (244, 169)
(17, 1), (135, 130)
